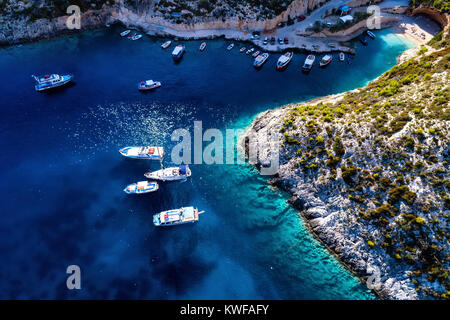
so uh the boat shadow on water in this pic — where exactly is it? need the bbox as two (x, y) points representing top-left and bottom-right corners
(39, 81), (76, 95)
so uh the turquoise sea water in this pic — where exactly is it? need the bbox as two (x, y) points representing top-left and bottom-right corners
(0, 27), (414, 299)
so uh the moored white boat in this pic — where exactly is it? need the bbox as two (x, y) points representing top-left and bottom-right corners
(246, 48), (254, 55)
(153, 206), (204, 227)
(129, 34), (142, 41)
(199, 42), (206, 51)
(120, 30), (131, 37)
(252, 50), (260, 58)
(227, 43), (234, 51)
(319, 54), (332, 67)
(172, 44), (185, 61)
(253, 53), (269, 68)
(119, 146), (164, 160)
(240, 47), (246, 53)
(161, 40), (171, 49)
(277, 52), (293, 70)
(339, 52), (345, 62)
(138, 80), (161, 91)
(302, 54), (315, 71)
(144, 164), (191, 181)
(124, 181), (159, 194)
(32, 74), (73, 92)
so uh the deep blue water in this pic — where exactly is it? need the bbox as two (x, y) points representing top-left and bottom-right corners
(0, 27), (414, 299)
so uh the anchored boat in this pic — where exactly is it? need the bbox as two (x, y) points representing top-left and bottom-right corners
(124, 181), (159, 194)
(119, 146), (164, 160)
(120, 30), (131, 37)
(153, 206), (204, 227)
(252, 50), (260, 58)
(253, 53), (269, 68)
(227, 43), (234, 51)
(339, 52), (345, 62)
(32, 74), (73, 92)
(172, 44), (185, 61)
(161, 40), (171, 49)
(138, 80), (161, 91)
(144, 164), (191, 181)
(302, 54), (315, 71)
(129, 33), (142, 41)
(246, 48), (254, 55)
(319, 54), (332, 67)
(240, 47), (246, 53)
(277, 52), (293, 70)
(199, 42), (206, 51)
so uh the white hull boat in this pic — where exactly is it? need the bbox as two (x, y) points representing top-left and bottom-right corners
(227, 43), (234, 50)
(161, 40), (171, 49)
(138, 80), (161, 91)
(277, 52), (293, 70)
(120, 30), (131, 37)
(144, 164), (191, 181)
(119, 146), (164, 160)
(339, 52), (345, 62)
(302, 54), (315, 71)
(153, 207), (204, 227)
(32, 74), (73, 91)
(253, 53), (269, 68)
(124, 181), (159, 194)
(319, 54), (332, 67)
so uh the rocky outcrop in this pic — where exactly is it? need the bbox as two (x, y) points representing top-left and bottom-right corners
(240, 43), (450, 299)
(410, 6), (449, 29)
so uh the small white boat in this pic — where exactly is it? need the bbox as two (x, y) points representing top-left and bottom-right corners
(161, 40), (171, 49)
(153, 206), (204, 227)
(302, 54), (315, 71)
(240, 47), (246, 53)
(124, 181), (159, 194)
(253, 53), (269, 68)
(227, 43), (234, 51)
(32, 74), (73, 92)
(339, 52), (345, 62)
(172, 44), (185, 61)
(129, 34), (142, 41)
(319, 55), (332, 67)
(252, 50), (260, 58)
(199, 42), (206, 51)
(120, 30), (131, 37)
(119, 146), (164, 160)
(144, 164), (191, 181)
(246, 48), (254, 55)
(367, 30), (376, 39)
(277, 52), (293, 70)
(138, 80), (161, 91)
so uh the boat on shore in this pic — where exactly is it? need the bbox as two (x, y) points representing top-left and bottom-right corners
(138, 80), (161, 91)
(246, 48), (254, 55)
(366, 30), (376, 39)
(302, 54), (315, 71)
(124, 181), (159, 194)
(253, 53), (269, 68)
(252, 50), (260, 58)
(339, 52), (345, 62)
(153, 206), (204, 227)
(227, 43), (234, 51)
(120, 30), (131, 37)
(161, 40), (171, 49)
(32, 74), (73, 92)
(199, 42), (206, 51)
(172, 44), (185, 61)
(144, 164), (191, 181)
(319, 54), (332, 67)
(240, 47), (246, 53)
(119, 146), (164, 160)
(276, 52), (293, 70)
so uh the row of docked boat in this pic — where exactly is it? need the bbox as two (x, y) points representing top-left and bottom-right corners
(119, 146), (202, 227)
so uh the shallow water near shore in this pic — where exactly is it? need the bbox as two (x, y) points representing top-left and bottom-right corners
(0, 27), (414, 299)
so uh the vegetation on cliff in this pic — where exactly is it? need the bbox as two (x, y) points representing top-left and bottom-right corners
(275, 29), (449, 298)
